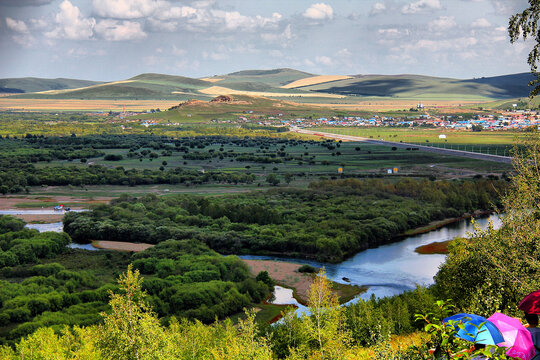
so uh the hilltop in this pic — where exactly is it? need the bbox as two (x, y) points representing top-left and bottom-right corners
(1, 68), (535, 102)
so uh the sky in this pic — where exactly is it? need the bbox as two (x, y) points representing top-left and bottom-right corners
(0, 0), (534, 81)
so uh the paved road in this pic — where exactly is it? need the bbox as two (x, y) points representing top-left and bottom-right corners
(291, 128), (512, 164)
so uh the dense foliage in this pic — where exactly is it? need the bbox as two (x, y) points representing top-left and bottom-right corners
(64, 178), (506, 262)
(0, 215), (272, 345)
(434, 131), (540, 317)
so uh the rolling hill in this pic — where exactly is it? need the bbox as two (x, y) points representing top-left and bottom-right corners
(1, 69), (535, 102)
(215, 68), (314, 87)
(296, 73), (536, 100)
(0, 77), (102, 94)
(10, 73), (213, 100)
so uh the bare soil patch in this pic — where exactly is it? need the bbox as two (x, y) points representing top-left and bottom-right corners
(242, 259), (314, 303)
(93, 241), (154, 252)
(242, 259), (365, 304)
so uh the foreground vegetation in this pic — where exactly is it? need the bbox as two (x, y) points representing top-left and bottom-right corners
(0, 216), (274, 345)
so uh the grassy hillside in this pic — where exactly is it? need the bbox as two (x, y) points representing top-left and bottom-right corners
(3, 70), (534, 102)
(10, 73), (213, 100)
(215, 68), (314, 87)
(142, 94), (320, 122)
(299, 73), (534, 100)
(0, 77), (102, 93)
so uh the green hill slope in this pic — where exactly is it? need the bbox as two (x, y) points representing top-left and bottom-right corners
(0, 77), (102, 93)
(298, 73), (535, 100)
(10, 73), (213, 100)
(4, 70), (534, 101)
(216, 68), (314, 87)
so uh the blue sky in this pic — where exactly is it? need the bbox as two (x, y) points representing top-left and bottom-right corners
(0, 0), (533, 80)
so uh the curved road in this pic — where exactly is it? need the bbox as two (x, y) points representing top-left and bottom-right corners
(291, 128), (512, 164)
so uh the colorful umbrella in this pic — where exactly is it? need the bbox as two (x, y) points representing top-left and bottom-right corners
(488, 312), (535, 360)
(443, 313), (505, 345)
(520, 290), (540, 315)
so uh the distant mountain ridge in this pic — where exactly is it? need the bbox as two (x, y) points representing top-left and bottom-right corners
(1, 69), (534, 101)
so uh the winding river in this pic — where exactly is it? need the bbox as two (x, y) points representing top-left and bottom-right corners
(242, 214), (502, 300)
(13, 210), (502, 303)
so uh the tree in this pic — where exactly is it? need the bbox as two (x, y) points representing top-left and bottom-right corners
(434, 131), (540, 316)
(266, 173), (280, 186)
(294, 269), (351, 359)
(283, 173), (293, 185)
(510, 1), (540, 96)
(96, 265), (167, 360)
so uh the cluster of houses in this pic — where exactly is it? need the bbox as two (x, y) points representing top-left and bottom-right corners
(254, 110), (540, 131)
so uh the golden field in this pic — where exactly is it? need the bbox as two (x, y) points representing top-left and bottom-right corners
(0, 98), (182, 112)
(197, 85), (346, 98)
(281, 75), (353, 89)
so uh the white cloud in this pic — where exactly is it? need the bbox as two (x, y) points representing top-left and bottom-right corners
(12, 34), (35, 47)
(261, 24), (293, 44)
(370, 2), (387, 15)
(46, 0), (96, 40)
(303, 3), (333, 20)
(94, 19), (146, 41)
(402, 0), (441, 14)
(92, 0), (167, 19)
(428, 16), (456, 32)
(378, 28), (409, 39)
(172, 45), (186, 56)
(471, 18), (491, 28)
(5, 17), (29, 33)
(393, 36), (478, 54)
(156, 6), (197, 20)
(495, 26), (506, 32)
(29, 18), (47, 29)
(337, 48), (352, 57)
(315, 55), (333, 65)
(148, 18), (177, 31)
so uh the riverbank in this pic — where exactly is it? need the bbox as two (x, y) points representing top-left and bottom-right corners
(242, 259), (365, 305)
(415, 240), (452, 254)
(401, 209), (495, 237)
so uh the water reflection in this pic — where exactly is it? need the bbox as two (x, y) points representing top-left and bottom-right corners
(242, 214), (502, 301)
(25, 222), (63, 232)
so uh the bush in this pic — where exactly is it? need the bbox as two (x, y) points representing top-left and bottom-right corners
(298, 264), (317, 273)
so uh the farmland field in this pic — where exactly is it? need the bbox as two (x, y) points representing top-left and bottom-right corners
(0, 98), (182, 112)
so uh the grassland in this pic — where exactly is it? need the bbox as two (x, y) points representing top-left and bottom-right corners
(314, 127), (521, 156)
(29, 137), (513, 180)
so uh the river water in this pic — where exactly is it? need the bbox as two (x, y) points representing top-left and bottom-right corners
(242, 214), (502, 301)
